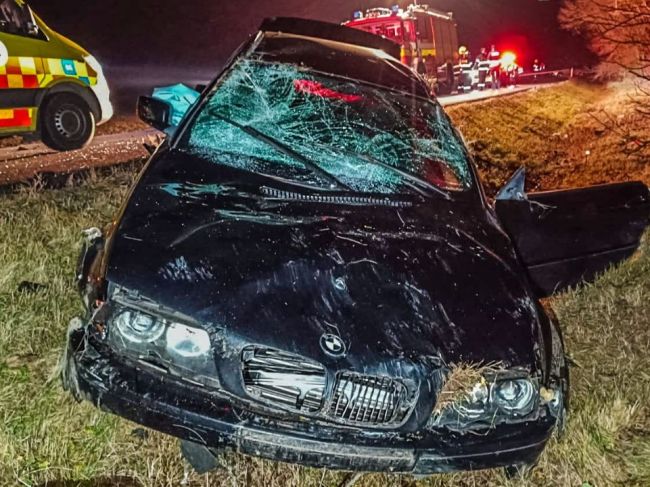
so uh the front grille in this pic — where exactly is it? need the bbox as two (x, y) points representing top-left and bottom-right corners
(242, 347), (326, 413)
(329, 372), (410, 425)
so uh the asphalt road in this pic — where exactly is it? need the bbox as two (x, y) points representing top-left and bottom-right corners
(439, 83), (551, 106)
(0, 129), (154, 186)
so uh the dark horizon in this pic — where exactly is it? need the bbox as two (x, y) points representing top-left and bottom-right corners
(28, 0), (594, 112)
(30, 0), (592, 69)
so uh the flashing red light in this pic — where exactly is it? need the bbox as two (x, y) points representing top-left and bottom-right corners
(500, 51), (517, 68)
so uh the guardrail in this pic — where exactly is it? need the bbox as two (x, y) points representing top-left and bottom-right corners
(516, 68), (574, 85)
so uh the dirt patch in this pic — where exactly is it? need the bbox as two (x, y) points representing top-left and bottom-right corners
(0, 116), (147, 151)
(0, 135), (26, 148)
(96, 115), (147, 136)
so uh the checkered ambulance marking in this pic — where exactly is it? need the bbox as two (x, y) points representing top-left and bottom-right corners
(0, 56), (97, 132)
(0, 107), (33, 127)
(0, 56), (97, 89)
(0, 56), (97, 131)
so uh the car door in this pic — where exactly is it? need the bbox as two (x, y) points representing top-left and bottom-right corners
(495, 170), (650, 297)
(0, 0), (46, 133)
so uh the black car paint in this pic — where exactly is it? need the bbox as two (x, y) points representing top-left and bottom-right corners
(63, 17), (647, 475)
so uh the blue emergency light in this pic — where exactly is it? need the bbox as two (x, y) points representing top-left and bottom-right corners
(353, 10), (363, 19)
(391, 5), (399, 14)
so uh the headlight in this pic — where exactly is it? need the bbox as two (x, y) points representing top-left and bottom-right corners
(492, 378), (536, 415)
(430, 373), (540, 430)
(107, 306), (219, 388)
(114, 309), (165, 343)
(165, 322), (211, 358)
(453, 381), (489, 419)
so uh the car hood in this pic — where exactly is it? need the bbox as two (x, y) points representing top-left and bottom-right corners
(104, 155), (542, 375)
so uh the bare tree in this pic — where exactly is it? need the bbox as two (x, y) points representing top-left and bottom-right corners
(560, 0), (650, 80)
(560, 0), (650, 154)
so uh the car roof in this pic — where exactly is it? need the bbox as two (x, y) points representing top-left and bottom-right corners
(253, 17), (430, 98)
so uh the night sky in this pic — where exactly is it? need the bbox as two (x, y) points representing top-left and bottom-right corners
(28, 0), (592, 111)
(30, 0), (591, 67)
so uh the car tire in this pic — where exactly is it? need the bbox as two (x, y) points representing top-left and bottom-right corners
(41, 93), (95, 151)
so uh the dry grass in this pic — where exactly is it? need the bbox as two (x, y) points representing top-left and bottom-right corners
(433, 363), (498, 414)
(0, 82), (649, 486)
(447, 80), (650, 196)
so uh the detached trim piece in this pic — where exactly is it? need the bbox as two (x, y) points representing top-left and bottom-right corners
(242, 347), (327, 413)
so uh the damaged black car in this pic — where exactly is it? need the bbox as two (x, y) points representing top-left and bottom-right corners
(61, 18), (650, 476)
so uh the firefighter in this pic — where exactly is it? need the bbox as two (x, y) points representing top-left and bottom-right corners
(425, 54), (436, 76)
(416, 57), (426, 75)
(488, 44), (501, 89)
(476, 47), (490, 91)
(456, 46), (472, 93)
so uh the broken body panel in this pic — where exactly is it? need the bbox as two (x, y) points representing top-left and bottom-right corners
(62, 18), (647, 475)
(496, 172), (649, 296)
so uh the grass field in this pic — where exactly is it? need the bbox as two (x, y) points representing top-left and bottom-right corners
(0, 82), (648, 486)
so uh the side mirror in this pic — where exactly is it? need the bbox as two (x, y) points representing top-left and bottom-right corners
(137, 96), (171, 131)
(496, 167), (527, 201)
(25, 21), (39, 36)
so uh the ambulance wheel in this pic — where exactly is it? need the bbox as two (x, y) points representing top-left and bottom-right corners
(41, 93), (95, 151)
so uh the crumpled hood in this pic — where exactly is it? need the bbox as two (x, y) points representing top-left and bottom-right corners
(104, 171), (542, 374)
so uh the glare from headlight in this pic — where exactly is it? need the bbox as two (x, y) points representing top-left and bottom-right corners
(113, 310), (165, 343)
(493, 378), (536, 413)
(165, 322), (211, 358)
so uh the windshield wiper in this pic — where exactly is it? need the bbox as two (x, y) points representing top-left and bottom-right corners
(309, 141), (451, 200)
(207, 110), (351, 191)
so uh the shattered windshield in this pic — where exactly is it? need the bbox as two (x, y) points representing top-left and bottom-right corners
(182, 60), (473, 195)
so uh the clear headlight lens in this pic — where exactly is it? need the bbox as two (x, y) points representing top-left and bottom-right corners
(454, 381), (489, 419)
(114, 310), (165, 343)
(165, 322), (211, 358)
(492, 378), (536, 414)
(431, 374), (540, 430)
(107, 306), (219, 388)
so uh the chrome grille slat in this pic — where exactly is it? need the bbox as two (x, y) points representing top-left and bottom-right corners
(243, 348), (415, 428)
(242, 347), (326, 413)
(329, 372), (410, 426)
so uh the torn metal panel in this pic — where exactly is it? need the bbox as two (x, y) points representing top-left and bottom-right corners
(496, 181), (650, 296)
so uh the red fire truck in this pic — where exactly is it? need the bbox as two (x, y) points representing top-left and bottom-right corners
(343, 3), (458, 93)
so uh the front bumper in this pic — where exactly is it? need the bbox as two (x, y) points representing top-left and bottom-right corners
(62, 320), (556, 474)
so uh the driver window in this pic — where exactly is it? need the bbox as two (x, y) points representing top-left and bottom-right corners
(0, 0), (41, 39)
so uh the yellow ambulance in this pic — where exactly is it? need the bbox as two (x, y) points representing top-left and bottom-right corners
(0, 0), (112, 150)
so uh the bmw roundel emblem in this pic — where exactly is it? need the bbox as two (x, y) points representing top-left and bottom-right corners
(320, 333), (346, 357)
